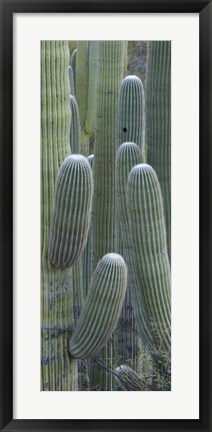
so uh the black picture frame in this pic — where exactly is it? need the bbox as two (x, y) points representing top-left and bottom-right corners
(0, 0), (211, 431)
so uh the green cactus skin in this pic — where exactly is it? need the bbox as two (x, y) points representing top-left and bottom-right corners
(69, 95), (80, 153)
(92, 42), (126, 389)
(85, 41), (99, 138)
(118, 75), (145, 157)
(76, 42), (89, 130)
(41, 41), (78, 391)
(48, 154), (93, 269)
(82, 154), (94, 297)
(93, 41), (126, 268)
(68, 65), (75, 95)
(127, 164), (171, 354)
(71, 48), (77, 87)
(69, 253), (128, 359)
(116, 143), (154, 350)
(115, 365), (150, 391)
(145, 42), (171, 260)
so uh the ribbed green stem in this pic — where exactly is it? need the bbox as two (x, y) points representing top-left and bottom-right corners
(146, 42), (171, 260)
(127, 164), (171, 354)
(85, 41), (99, 138)
(48, 155), (93, 269)
(116, 143), (154, 349)
(76, 42), (89, 133)
(118, 75), (145, 156)
(93, 41), (126, 267)
(82, 154), (94, 297)
(69, 253), (128, 359)
(41, 41), (78, 390)
(68, 65), (75, 95)
(69, 95), (80, 153)
(71, 48), (77, 88)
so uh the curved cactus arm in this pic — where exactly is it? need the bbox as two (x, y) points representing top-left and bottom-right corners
(116, 143), (154, 350)
(127, 164), (171, 354)
(69, 253), (128, 359)
(69, 95), (80, 153)
(145, 41), (171, 260)
(118, 75), (145, 157)
(48, 154), (93, 269)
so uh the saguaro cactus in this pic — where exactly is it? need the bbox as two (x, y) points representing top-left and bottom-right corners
(118, 75), (145, 156)
(116, 143), (154, 349)
(93, 41), (127, 267)
(41, 41), (78, 391)
(127, 164), (171, 354)
(48, 154), (93, 269)
(145, 42), (171, 259)
(69, 253), (128, 359)
(69, 95), (80, 153)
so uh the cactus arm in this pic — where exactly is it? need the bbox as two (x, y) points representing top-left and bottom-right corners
(48, 154), (93, 269)
(116, 143), (154, 349)
(127, 164), (171, 354)
(69, 253), (128, 359)
(85, 41), (99, 137)
(118, 75), (145, 157)
(69, 95), (81, 153)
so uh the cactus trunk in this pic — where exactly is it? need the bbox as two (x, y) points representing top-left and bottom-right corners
(41, 41), (78, 390)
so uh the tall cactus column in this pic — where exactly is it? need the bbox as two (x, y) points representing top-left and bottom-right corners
(145, 41), (171, 259)
(93, 41), (126, 267)
(92, 41), (127, 390)
(41, 41), (78, 390)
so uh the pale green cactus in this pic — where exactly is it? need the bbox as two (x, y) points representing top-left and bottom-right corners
(127, 164), (171, 354)
(48, 154), (93, 269)
(69, 253), (128, 359)
(69, 95), (80, 153)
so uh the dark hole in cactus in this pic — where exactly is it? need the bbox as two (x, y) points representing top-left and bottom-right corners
(123, 127), (127, 133)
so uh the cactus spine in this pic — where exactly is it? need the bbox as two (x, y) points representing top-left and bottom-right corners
(48, 155), (93, 269)
(146, 42), (171, 259)
(69, 95), (80, 153)
(118, 75), (145, 156)
(71, 48), (77, 87)
(127, 164), (171, 354)
(68, 65), (75, 95)
(41, 41), (78, 390)
(69, 253), (128, 359)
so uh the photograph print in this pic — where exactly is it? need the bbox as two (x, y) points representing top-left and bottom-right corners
(41, 40), (171, 391)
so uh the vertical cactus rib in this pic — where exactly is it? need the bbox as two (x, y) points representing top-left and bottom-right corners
(127, 164), (171, 354)
(118, 75), (145, 156)
(48, 154), (93, 269)
(116, 143), (154, 349)
(146, 41), (171, 259)
(71, 48), (77, 88)
(69, 253), (128, 359)
(41, 41), (78, 391)
(69, 95), (80, 153)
